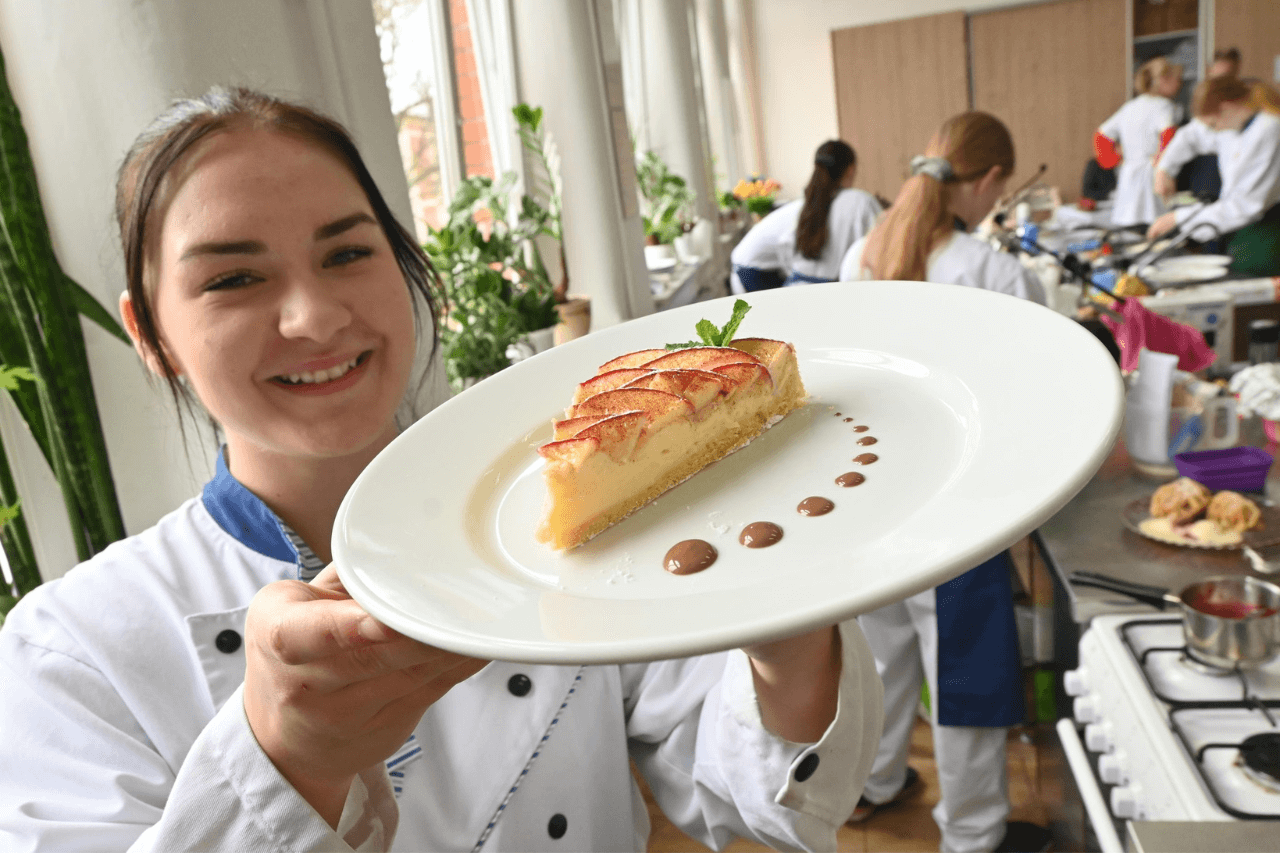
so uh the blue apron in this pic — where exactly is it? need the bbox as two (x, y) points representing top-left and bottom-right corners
(733, 265), (785, 292)
(782, 271), (831, 286)
(934, 551), (1025, 727)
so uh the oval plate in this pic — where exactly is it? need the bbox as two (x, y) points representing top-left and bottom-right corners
(333, 281), (1123, 664)
(1121, 497), (1280, 551)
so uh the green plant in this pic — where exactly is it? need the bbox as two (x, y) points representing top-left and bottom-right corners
(0, 47), (129, 621)
(635, 150), (696, 244)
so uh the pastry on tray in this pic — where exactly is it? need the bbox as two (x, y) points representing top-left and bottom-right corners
(1205, 490), (1262, 534)
(536, 301), (806, 551)
(1149, 477), (1212, 524)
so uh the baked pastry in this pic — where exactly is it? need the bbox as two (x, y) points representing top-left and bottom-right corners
(1149, 477), (1212, 524)
(535, 338), (806, 550)
(1206, 490), (1262, 534)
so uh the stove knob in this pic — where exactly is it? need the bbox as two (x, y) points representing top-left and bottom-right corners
(1063, 668), (1089, 696)
(1099, 750), (1129, 785)
(1084, 721), (1113, 752)
(1072, 695), (1100, 724)
(1110, 784), (1141, 819)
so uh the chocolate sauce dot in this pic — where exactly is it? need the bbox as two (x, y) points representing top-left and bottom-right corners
(739, 522), (783, 548)
(797, 497), (835, 516)
(857, 436), (878, 446)
(834, 412), (842, 417)
(843, 417), (855, 422)
(852, 425), (870, 433)
(836, 471), (866, 487)
(664, 539), (718, 575)
(853, 453), (879, 465)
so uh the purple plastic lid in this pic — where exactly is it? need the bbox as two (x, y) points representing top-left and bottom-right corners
(1174, 446), (1274, 492)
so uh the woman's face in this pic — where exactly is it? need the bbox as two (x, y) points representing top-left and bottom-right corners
(145, 128), (416, 467)
(1156, 72), (1182, 99)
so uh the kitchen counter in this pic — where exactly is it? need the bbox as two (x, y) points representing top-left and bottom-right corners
(1128, 819), (1280, 853)
(1036, 418), (1279, 625)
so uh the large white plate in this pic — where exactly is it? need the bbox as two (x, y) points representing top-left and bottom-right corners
(1139, 257), (1231, 285)
(333, 281), (1123, 664)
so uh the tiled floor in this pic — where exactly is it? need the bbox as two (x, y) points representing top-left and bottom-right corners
(642, 717), (1081, 852)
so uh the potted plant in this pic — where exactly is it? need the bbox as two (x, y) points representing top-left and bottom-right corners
(733, 175), (781, 222)
(635, 150), (696, 268)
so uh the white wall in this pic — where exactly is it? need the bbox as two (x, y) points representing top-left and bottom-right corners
(0, 0), (420, 581)
(750, 0), (1048, 202)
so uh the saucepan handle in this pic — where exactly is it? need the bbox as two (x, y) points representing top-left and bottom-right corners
(1068, 571), (1178, 610)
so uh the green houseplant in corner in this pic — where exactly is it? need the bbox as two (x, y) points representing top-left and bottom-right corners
(0, 46), (129, 622)
(635, 149), (696, 267)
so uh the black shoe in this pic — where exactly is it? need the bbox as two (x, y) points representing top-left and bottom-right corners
(846, 766), (921, 823)
(994, 821), (1053, 853)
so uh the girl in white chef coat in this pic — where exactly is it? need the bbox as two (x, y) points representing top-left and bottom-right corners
(0, 87), (885, 853)
(730, 140), (881, 291)
(1093, 56), (1183, 228)
(839, 112), (1049, 853)
(1151, 75), (1280, 276)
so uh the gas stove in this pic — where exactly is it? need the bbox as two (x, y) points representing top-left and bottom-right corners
(1061, 613), (1280, 848)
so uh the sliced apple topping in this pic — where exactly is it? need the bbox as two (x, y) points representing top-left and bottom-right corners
(729, 338), (794, 371)
(596, 348), (668, 374)
(622, 368), (725, 413)
(537, 436), (598, 469)
(573, 368), (655, 405)
(570, 411), (646, 463)
(639, 346), (759, 373)
(712, 362), (772, 398)
(571, 388), (693, 432)
(552, 414), (611, 441)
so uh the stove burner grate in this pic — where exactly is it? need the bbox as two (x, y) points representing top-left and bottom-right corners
(1240, 733), (1280, 791)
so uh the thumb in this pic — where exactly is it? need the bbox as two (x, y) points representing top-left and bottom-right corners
(309, 563), (348, 595)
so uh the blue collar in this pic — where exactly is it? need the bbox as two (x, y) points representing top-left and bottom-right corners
(201, 448), (299, 566)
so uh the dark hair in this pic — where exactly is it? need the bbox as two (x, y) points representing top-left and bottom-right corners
(1213, 47), (1241, 65)
(115, 86), (438, 434)
(795, 140), (855, 260)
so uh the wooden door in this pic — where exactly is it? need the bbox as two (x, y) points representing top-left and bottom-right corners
(970, 0), (1127, 202)
(1215, 0), (1280, 84)
(831, 12), (970, 204)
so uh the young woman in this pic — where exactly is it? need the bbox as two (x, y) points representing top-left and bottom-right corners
(0, 88), (883, 852)
(1093, 56), (1184, 227)
(730, 139), (881, 291)
(839, 113), (1049, 853)
(1151, 76), (1280, 276)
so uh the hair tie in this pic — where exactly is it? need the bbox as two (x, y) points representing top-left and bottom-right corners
(909, 155), (954, 182)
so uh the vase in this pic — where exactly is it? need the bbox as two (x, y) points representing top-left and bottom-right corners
(505, 326), (557, 364)
(554, 297), (591, 346)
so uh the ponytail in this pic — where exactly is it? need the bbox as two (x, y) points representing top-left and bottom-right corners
(796, 139), (855, 259)
(861, 112), (1014, 282)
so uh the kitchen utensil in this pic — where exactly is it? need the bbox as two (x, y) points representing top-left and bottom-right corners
(1243, 545), (1280, 575)
(1119, 497), (1280, 550)
(1174, 446), (1273, 492)
(1068, 571), (1280, 669)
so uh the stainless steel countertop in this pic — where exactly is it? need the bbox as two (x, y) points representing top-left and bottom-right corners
(1037, 419), (1280, 623)
(1128, 819), (1280, 853)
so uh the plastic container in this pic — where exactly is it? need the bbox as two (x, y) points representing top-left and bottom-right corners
(1173, 446), (1274, 493)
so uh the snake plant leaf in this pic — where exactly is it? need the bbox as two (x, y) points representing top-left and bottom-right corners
(65, 273), (128, 344)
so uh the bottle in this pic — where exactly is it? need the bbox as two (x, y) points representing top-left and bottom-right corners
(1248, 319), (1279, 365)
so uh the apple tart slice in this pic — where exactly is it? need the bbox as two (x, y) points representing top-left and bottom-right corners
(535, 337), (806, 550)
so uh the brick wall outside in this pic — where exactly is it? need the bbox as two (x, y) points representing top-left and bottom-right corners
(450, 0), (493, 179)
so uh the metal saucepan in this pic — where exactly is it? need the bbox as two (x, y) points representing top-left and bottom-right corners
(1070, 571), (1280, 669)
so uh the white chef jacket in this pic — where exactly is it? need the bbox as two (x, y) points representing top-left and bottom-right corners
(731, 189), (882, 283)
(1098, 93), (1177, 226)
(839, 231), (1047, 306)
(0, 453), (883, 852)
(1156, 111), (1280, 238)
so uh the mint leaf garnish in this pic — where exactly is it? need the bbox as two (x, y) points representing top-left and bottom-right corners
(665, 299), (752, 350)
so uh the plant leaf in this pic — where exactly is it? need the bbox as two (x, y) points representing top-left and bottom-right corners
(65, 273), (128, 344)
(665, 299), (753, 350)
(717, 299), (752, 345)
(0, 364), (36, 390)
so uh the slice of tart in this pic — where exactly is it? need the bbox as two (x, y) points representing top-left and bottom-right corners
(536, 338), (806, 550)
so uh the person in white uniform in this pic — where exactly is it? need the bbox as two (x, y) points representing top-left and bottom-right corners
(1093, 56), (1183, 228)
(0, 87), (886, 853)
(1151, 75), (1280, 276)
(839, 112), (1049, 853)
(730, 140), (881, 292)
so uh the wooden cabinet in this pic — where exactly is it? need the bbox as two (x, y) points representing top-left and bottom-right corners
(831, 12), (969, 203)
(1215, 0), (1280, 83)
(970, 0), (1128, 202)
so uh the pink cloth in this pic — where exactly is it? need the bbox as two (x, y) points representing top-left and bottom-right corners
(1101, 297), (1217, 373)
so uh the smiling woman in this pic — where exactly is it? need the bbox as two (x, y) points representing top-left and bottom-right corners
(0, 86), (884, 853)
